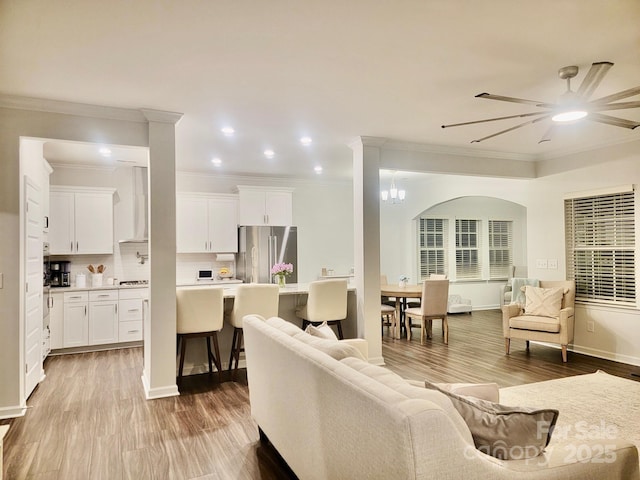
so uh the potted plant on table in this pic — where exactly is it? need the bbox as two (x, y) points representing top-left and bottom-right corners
(271, 262), (294, 288)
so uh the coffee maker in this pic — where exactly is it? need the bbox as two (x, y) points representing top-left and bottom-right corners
(50, 261), (71, 287)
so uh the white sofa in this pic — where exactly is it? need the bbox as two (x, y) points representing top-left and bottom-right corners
(243, 315), (639, 480)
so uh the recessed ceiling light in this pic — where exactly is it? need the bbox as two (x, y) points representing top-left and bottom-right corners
(221, 127), (235, 137)
(211, 157), (222, 166)
(99, 147), (112, 157)
(300, 136), (312, 146)
(264, 149), (275, 159)
(314, 165), (323, 174)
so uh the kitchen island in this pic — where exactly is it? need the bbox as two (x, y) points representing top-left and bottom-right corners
(175, 282), (358, 377)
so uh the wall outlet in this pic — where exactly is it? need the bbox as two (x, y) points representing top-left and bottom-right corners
(535, 259), (548, 269)
(587, 320), (595, 333)
(547, 259), (558, 269)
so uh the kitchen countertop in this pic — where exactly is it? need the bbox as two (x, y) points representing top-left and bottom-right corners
(50, 284), (148, 292)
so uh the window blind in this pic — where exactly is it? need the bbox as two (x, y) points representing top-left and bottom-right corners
(489, 220), (513, 279)
(565, 189), (636, 305)
(456, 219), (481, 280)
(418, 218), (447, 281)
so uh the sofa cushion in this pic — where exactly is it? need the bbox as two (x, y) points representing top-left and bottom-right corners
(293, 331), (366, 361)
(523, 286), (564, 318)
(425, 382), (559, 460)
(340, 357), (474, 445)
(305, 321), (339, 341)
(509, 315), (560, 333)
(264, 316), (305, 337)
(428, 382), (500, 403)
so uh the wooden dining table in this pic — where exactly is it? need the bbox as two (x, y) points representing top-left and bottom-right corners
(381, 284), (422, 339)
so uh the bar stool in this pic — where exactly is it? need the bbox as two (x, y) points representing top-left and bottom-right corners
(226, 284), (280, 379)
(176, 287), (224, 384)
(296, 279), (348, 339)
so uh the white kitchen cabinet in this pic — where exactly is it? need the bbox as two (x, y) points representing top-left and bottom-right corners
(49, 292), (64, 349)
(118, 288), (147, 342)
(237, 186), (293, 226)
(49, 187), (115, 255)
(89, 290), (119, 345)
(176, 194), (238, 253)
(63, 292), (88, 347)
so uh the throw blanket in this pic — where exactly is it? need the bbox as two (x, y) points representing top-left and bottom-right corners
(510, 277), (539, 305)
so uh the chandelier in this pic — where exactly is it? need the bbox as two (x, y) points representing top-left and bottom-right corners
(381, 173), (406, 203)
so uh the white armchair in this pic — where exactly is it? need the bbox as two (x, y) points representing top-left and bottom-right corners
(502, 280), (575, 362)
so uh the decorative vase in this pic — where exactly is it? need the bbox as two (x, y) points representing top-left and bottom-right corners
(277, 275), (286, 288)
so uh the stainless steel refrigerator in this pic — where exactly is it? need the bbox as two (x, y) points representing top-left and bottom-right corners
(237, 226), (298, 284)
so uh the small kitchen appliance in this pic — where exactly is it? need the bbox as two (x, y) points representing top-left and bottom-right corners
(50, 260), (71, 287)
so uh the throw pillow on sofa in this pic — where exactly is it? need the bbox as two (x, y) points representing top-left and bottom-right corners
(425, 382), (559, 460)
(305, 322), (339, 341)
(293, 332), (366, 361)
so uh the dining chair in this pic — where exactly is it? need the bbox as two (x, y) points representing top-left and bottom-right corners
(226, 284), (280, 380)
(296, 279), (347, 339)
(176, 287), (225, 385)
(404, 279), (449, 345)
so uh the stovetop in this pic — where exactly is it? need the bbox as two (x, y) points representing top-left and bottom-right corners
(119, 280), (149, 286)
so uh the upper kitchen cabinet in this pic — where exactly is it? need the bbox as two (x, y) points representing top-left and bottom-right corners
(176, 193), (238, 253)
(49, 186), (115, 255)
(236, 186), (293, 226)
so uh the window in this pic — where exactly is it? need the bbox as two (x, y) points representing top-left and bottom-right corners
(565, 187), (636, 305)
(456, 219), (481, 280)
(418, 218), (447, 281)
(488, 220), (513, 279)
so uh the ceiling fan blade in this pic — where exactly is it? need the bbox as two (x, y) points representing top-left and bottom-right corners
(441, 111), (548, 129)
(576, 62), (613, 100)
(538, 125), (555, 144)
(590, 86), (640, 105)
(589, 101), (640, 112)
(587, 113), (640, 129)
(476, 93), (554, 109)
(470, 115), (550, 143)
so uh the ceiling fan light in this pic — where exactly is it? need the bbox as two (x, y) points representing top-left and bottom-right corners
(552, 110), (588, 122)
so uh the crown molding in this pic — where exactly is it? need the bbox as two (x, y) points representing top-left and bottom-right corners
(537, 135), (640, 161)
(177, 169), (352, 187)
(140, 109), (183, 124)
(0, 94), (147, 123)
(380, 139), (537, 162)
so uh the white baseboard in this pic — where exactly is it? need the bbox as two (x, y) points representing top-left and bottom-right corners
(0, 404), (27, 420)
(532, 341), (640, 367)
(368, 355), (385, 366)
(141, 375), (180, 400)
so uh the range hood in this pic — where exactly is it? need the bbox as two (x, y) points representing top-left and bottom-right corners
(119, 166), (148, 243)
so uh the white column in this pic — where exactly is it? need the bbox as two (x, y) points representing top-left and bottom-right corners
(141, 109), (183, 399)
(351, 136), (385, 365)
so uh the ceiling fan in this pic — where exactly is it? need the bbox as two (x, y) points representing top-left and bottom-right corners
(441, 61), (640, 144)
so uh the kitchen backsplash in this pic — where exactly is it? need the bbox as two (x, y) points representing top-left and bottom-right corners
(50, 243), (150, 286)
(176, 253), (236, 284)
(51, 247), (236, 286)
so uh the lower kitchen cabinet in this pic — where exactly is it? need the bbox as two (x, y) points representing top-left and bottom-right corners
(52, 288), (147, 351)
(118, 288), (147, 342)
(50, 292), (64, 349)
(89, 290), (119, 345)
(63, 292), (89, 347)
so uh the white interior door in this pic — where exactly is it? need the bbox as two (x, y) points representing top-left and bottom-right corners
(24, 177), (43, 399)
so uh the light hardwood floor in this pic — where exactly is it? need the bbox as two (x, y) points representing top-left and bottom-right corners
(2, 309), (638, 479)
